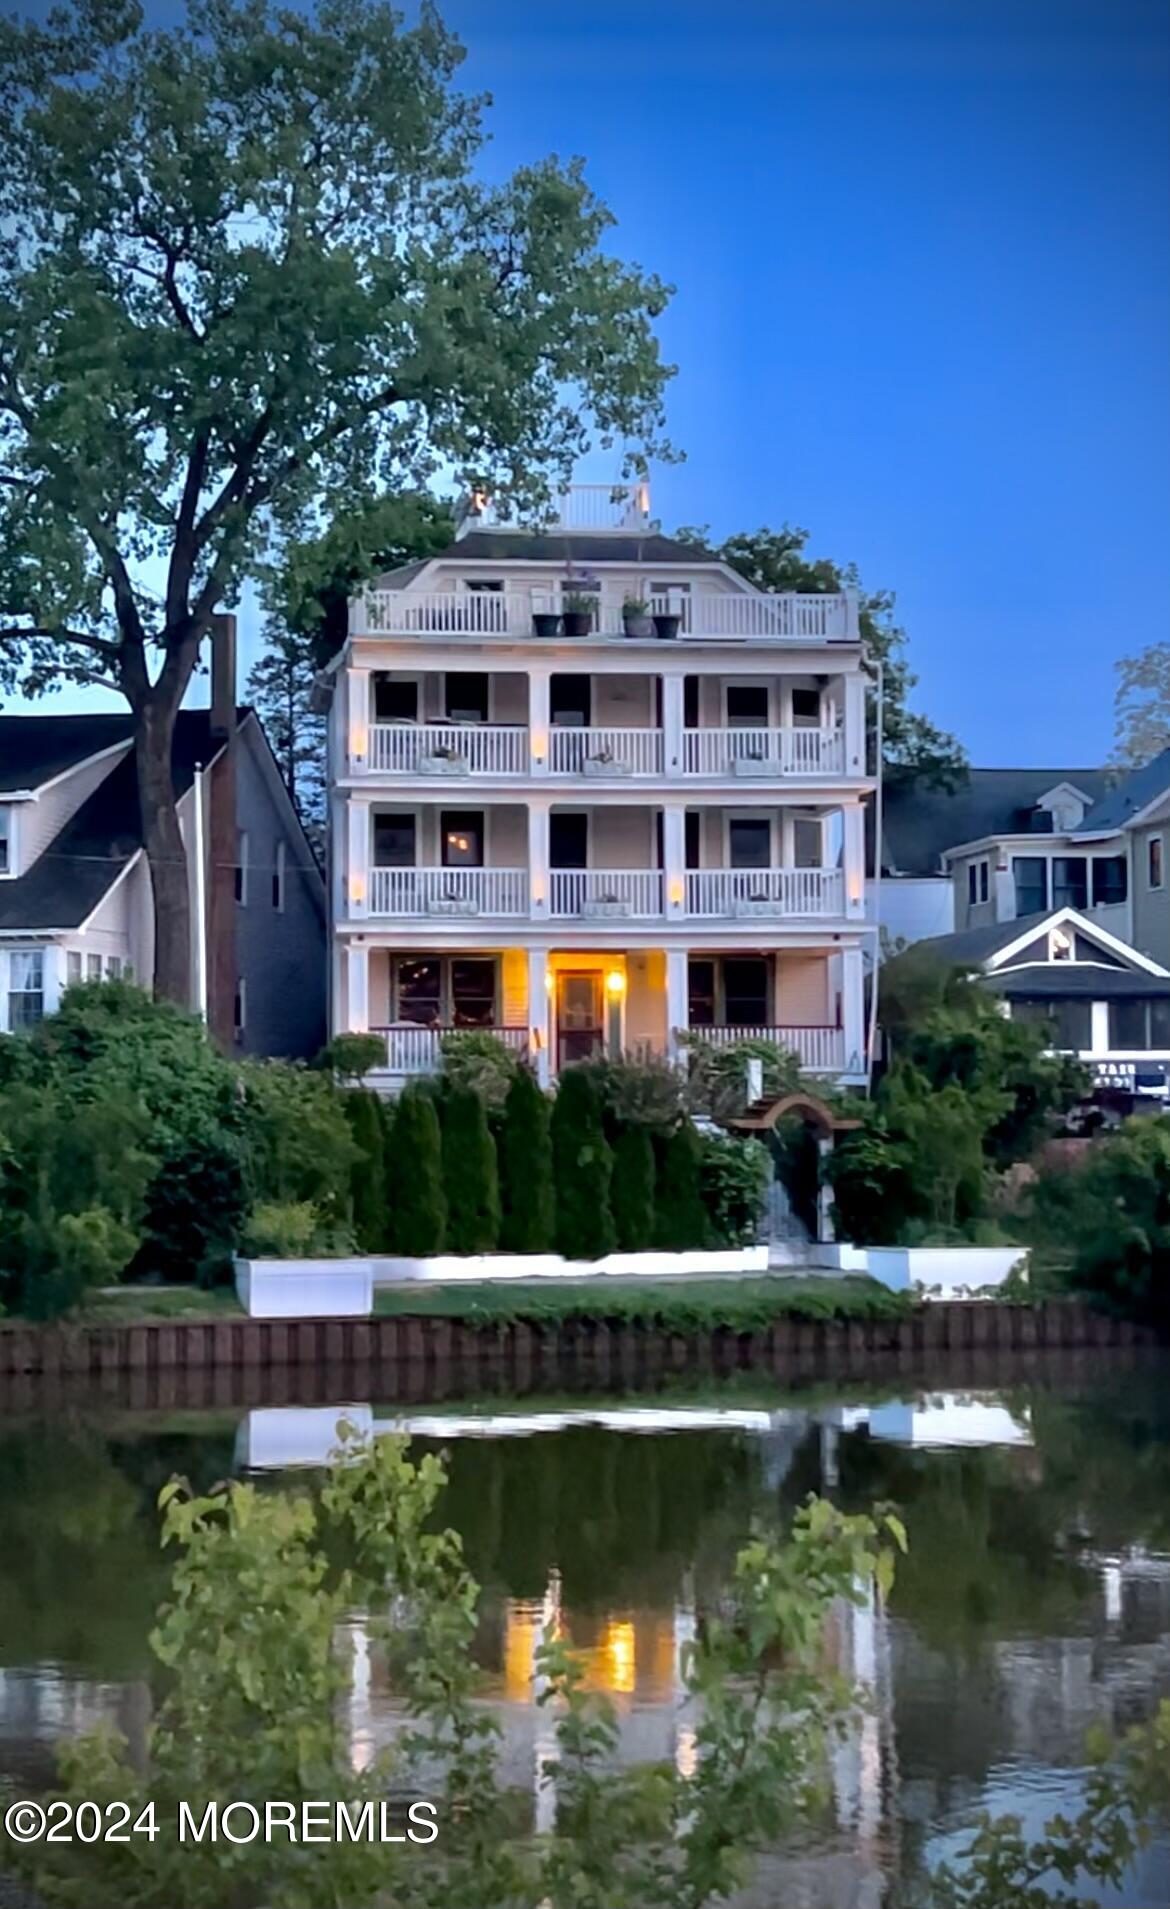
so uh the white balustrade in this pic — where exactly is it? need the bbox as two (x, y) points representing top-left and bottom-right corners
(358, 589), (856, 641)
(549, 869), (664, 918)
(368, 723), (529, 776)
(461, 483), (651, 534)
(687, 1024), (845, 1072)
(548, 726), (664, 777)
(685, 868), (844, 918)
(682, 727), (846, 777)
(375, 1023), (529, 1076)
(368, 866), (529, 917)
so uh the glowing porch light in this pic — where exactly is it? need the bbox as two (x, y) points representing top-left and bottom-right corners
(531, 725), (549, 761)
(349, 876), (366, 904)
(668, 877), (685, 907)
(605, 969), (626, 997)
(350, 725), (368, 760)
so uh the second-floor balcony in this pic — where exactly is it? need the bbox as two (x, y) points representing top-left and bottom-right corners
(360, 863), (847, 923)
(361, 721), (847, 782)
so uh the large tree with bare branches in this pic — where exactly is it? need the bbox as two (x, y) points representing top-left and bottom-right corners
(0, 0), (673, 1000)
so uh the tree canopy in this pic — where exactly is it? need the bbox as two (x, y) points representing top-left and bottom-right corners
(1111, 640), (1170, 768)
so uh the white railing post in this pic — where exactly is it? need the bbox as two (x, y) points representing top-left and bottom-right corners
(528, 948), (550, 1086)
(528, 800), (549, 919)
(347, 799), (369, 918)
(346, 944), (369, 1034)
(661, 673), (685, 778)
(347, 669), (370, 774)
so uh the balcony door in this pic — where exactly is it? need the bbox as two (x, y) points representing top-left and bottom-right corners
(557, 972), (604, 1068)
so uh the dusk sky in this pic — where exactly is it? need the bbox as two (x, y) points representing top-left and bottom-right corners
(18, 0), (1170, 766)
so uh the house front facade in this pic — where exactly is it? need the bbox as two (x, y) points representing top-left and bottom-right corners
(322, 483), (875, 1089)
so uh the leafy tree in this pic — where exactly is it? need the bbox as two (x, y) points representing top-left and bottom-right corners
(676, 523), (966, 789)
(138, 1130), (249, 1285)
(388, 1086), (446, 1255)
(551, 1066), (616, 1260)
(654, 1120), (711, 1250)
(1028, 1116), (1170, 1327)
(1111, 639), (1170, 767)
(699, 1133), (772, 1246)
(238, 1060), (359, 1219)
(0, 0), (673, 1002)
(612, 1125), (656, 1249)
(316, 1032), (389, 1084)
(343, 1090), (390, 1253)
(440, 1083), (500, 1254)
(498, 1068), (555, 1253)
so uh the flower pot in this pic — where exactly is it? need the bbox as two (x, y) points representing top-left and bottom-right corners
(622, 614), (654, 638)
(562, 610), (592, 637)
(653, 613), (681, 640)
(532, 612), (562, 638)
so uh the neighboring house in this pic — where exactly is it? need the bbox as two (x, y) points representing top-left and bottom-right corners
(919, 905), (1170, 1107)
(0, 624), (326, 1055)
(319, 481), (875, 1089)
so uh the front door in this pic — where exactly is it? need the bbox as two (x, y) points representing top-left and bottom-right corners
(557, 972), (604, 1068)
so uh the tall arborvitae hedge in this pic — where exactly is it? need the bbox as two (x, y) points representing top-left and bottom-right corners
(344, 1088), (389, 1251)
(387, 1085), (446, 1255)
(440, 1083), (501, 1254)
(551, 1066), (615, 1260)
(612, 1125), (655, 1251)
(499, 1068), (555, 1252)
(654, 1121), (710, 1250)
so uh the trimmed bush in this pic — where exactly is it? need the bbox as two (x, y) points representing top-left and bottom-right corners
(139, 1130), (249, 1285)
(551, 1067), (615, 1261)
(699, 1133), (771, 1246)
(241, 1201), (354, 1259)
(654, 1121), (711, 1250)
(344, 1090), (390, 1251)
(499, 1068), (555, 1252)
(612, 1126), (655, 1250)
(388, 1086), (446, 1255)
(317, 1032), (387, 1082)
(440, 1084), (501, 1254)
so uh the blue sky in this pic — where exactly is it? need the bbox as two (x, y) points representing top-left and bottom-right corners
(17, 0), (1170, 766)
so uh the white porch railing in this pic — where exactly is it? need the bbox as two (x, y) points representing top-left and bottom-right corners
(687, 1024), (846, 1072)
(548, 726), (664, 777)
(368, 866), (529, 917)
(549, 869), (664, 918)
(459, 483), (651, 534)
(358, 588), (857, 641)
(685, 868), (845, 918)
(373, 1023), (529, 1076)
(682, 727), (845, 777)
(368, 723), (529, 776)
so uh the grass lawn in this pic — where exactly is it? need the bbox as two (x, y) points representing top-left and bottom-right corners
(80, 1285), (245, 1323)
(373, 1274), (909, 1330)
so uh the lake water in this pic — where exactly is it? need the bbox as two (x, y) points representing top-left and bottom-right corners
(1, 1354), (1168, 1907)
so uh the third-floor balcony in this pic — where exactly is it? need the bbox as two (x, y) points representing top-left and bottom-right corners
(357, 587), (858, 643)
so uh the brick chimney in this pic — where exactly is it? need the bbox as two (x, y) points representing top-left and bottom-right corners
(206, 613), (238, 1049)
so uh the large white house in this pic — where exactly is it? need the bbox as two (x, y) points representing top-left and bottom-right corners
(321, 483), (875, 1089)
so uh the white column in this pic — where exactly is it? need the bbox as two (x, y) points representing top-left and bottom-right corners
(346, 942), (369, 1033)
(843, 670), (866, 777)
(527, 947), (550, 1087)
(528, 799), (550, 918)
(663, 804), (687, 921)
(842, 803), (866, 917)
(661, 671), (685, 778)
(666, 947), (689, 1062)
(347, 668), (371, 774)
(994, 860), (1015, 921)
(347, 798), (369, 918)
(42, 944), (65, 1018)
(529, 666), (550, 777)
(1089, 998), (1110, 1057)
(841, 944), (865, 1075)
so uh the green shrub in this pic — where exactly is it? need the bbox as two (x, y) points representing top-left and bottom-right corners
(238, 1060), (359, 1219)
(577, 1052), (685, 1139)
(498, 1068), (555, 1252)
(388, 1086), (446, 1256)
(612, 1126), (655, 1249)
(551, 1066), (615, 1260)
(317, 1033), (388, 1082)
(682, 1036), (802, 1120)
(654, 1120), (711, 1250)
(700, 1133), (771, 1245)
(241, 1201), (354, 1259)
(440, 1083), (500, 1254)
(138, 1130), (249, 1285)
(344, 1090), (390, 1251)
(439, 1030), (523, 1112)
(1028, 1116), (1170, 1326)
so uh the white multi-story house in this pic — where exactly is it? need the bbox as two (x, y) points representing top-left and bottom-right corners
(322, 484), (875, 1089)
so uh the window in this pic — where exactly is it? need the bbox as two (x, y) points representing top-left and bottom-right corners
(685, 810), (701, 869)
(550, 812), (588, 868)
(1092, 855), (1128, 907)
(793, 817), (822, 869)
(968, 862), (979, 905)
(233, 979), (246, 1038)
(234, 831), (249, 904)
(687, 959), (716, 1028)
(723, 957), (770, 1027)
(272, 841), (286, 912)
(726, 684), (769, 727)
(7, 950), (44, 1031)
(450, 958), (497, 1027)
(373, 813), (416, 867)
(980, 861), (990, 903)
(1149, 836), (1164, 890)
(440, 810), (484, 868)
(0, 806), (10, 875)
(550, 675), (591, 728)
(107, 956), (122, 980)
(791, 687), (821, 727)
(464, 579), (504, 593)
(87, 952), (102, 980)
(1012, 856), (1048, 915)
(729, 818), (771, 870)
(373, 676), (418, 722)
(395, 956), (442, 1025)
(1051, 999), (1092, 1052)
(445, 673), (489, 723)
(393, 955), (498, 1028)
(1152, 1000), (1170, 1048)
(66, 950), (82, 985)
(1110, 999), (1149, 1049)
(1052, 856), (1088, 911)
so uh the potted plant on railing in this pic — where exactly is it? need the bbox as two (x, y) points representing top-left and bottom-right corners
(621, 595), (653, 638)
(651, 595), (681, 640)
(532, 601), (562, 638)
(562, 591), (597, 637)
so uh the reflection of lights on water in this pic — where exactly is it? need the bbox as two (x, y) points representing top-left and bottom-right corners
(602, 1619), (636, 1695)
(675, 1723), (698, 1780)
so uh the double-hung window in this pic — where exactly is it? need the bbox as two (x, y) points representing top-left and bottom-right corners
(7, 950), (44, 1031)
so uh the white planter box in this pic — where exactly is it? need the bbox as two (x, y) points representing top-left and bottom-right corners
(732, 757), (776, 777)
(583, 899), (632, 918)
(864, 1245), (1027, 1296)
(419, 755), (468, 775)
(235, 1258), (374, 1318)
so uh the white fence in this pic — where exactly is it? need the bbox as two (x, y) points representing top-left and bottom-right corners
(682, 727), (845, 777)
(359, 589), (856, 641)
(368, 723), (529, 776)
(685, 868), (845, 918)
(548, 726), (664, 777)
(690, 1024), (845, 1072)
(374, 1024), (529, 1075)
(368, 866), (529, 917)
(549, 869), (664, 918)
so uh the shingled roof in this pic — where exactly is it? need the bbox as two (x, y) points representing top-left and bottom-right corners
(880, 768), (1112, 876)
(374, 530), (724, 585)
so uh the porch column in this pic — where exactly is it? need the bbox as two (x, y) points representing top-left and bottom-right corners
(347, 667), (371, 774)
(529, 666), (551, 777)
(527, 947), (550, 1088)
(347, 797), (369, 918)
(528, 799), (550, 919)
(843, 671), (866, 777)
(661, 671), (686, 778)
(841, 944), (865, 1075)
(346, 942), (369, 1034)
(666, 948), (689, 1065)
(842, 803), (866, 917)
(42, 944), (65, 1018)
(663, 804), (687, 922)
(1089, 999), (1110, 1058)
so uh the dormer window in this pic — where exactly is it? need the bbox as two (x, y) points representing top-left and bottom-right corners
(1049, 927), (1074, 962)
